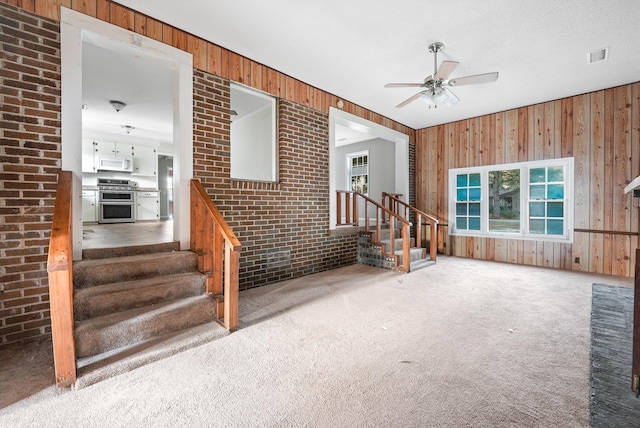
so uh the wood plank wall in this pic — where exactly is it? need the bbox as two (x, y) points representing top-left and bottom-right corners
(416, 82), (640, 277)
(2, 0), (415, 143)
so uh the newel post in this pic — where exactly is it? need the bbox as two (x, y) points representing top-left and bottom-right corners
(624, 176), (640, 392)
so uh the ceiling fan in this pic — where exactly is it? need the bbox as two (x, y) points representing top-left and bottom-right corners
(385, 42), (499, 108)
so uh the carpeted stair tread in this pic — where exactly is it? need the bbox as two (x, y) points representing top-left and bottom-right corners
(74, 295), (217, 358)
(380, 238), (411, 251)
(74, 272), (206, 321)
(409, 258), (436, 272)
(74, 321), (229, 389)
(73, 250), (198, 289)
(81, 242), (180, 260)
(394, 247), (427, 265)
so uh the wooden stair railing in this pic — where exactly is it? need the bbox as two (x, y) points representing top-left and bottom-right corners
(190, 179), (241, 331)
(47, 170), (76, 388)
(336, 190), (411, 272)
(382, 192), (439, 262)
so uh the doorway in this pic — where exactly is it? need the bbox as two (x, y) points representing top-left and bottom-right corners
(329, 107), (409, 229)
(61, 8), (193, 260)
(158, 155), (174, 220)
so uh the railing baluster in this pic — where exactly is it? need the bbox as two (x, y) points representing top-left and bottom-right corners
(401, 221), (410, 271)
(430, 221), (438, 261)
(389, 215), (395, 254)
(353, 193), (358, 226)
(224, 245), (239, 332)
(212, 224), (224, 296)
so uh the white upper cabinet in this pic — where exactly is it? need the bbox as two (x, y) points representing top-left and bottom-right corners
(95, 141), (134, 158)
(82, 139), (97, 173)
(132, 144), (157, 176)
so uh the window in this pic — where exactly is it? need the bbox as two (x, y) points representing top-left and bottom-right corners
(347, 151), (369, 196)
(489, 169), (520, 233)
(455, 172), (481, 231)
(449, 158), (573, 242)
(230, 83), (277, 182)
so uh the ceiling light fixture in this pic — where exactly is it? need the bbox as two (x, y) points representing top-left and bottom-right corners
(421, 87), (459, 108)
(121, 125), (135, 134)
(110, 100), (127, 112)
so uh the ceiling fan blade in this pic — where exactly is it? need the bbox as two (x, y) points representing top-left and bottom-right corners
(434, 61), (459, 80)
(448, 72), (499, 86)
(384, 83), (424, 88)
(396, 91), (425, 108)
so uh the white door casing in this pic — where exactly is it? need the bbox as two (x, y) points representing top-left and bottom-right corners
(60, 8), (193, 259)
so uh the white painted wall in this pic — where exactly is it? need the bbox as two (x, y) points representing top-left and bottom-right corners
(335, 138), (396, 197)
(230, 106), (274, 181)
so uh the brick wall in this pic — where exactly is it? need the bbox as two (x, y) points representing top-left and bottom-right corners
(193, 70), (358, 289)
(0, 4), (364, 346)
(0, 3), (61, 347)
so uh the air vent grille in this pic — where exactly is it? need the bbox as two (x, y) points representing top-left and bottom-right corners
(589, 47), (609, 64)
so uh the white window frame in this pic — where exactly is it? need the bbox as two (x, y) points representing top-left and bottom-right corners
(346, 150), (369, 196)
(448, 157), (574, 242)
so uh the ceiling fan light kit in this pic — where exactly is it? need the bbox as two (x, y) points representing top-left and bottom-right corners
(385, 42), (499, 109)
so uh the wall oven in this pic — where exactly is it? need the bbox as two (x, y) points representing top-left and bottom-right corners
(97, 178), (135, 224)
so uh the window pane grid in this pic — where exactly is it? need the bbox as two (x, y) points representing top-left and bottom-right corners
(455, 173), (481, 231)
(528, 166), (565, 236)
(348, 152), (369, 196)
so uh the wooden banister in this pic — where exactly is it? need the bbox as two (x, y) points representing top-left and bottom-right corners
(47, 170), (76, 388)
(382, 192), (439, 262)
(190, 179), (241, 331)
(336, 190), (411, 271)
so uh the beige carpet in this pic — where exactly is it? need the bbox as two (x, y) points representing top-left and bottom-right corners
(0, 256), (633, 427)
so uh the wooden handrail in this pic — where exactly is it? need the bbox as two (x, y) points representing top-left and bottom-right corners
(47, 170), (76, 388)
(382, 192), (439, 262)
(336, 190), (411, 271)
(190, 179), (241, 331)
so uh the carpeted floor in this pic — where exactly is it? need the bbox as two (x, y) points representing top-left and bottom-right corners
(0, 256), (634, 427)
(590, 283), (640, 427)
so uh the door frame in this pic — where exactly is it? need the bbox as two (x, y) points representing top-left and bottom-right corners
(60, 8), (193, 259)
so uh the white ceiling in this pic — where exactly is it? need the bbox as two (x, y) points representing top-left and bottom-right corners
(110, 0), (640, 132)
(82, 40), (175, 142)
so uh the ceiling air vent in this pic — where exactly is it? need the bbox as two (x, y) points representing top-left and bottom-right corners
(588, 47), (609, 64)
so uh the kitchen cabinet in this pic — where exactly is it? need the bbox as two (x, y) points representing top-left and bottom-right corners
(136, 191), (159, 221)
(132, 144), (157, 176)
(95, 141), (134, 158)
(82, 140), (97, 173)
(82, 190), (97, 222)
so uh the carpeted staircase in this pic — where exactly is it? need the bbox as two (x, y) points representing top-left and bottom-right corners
(358, 224), (434, 272)
(71, 242), (228, 388)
